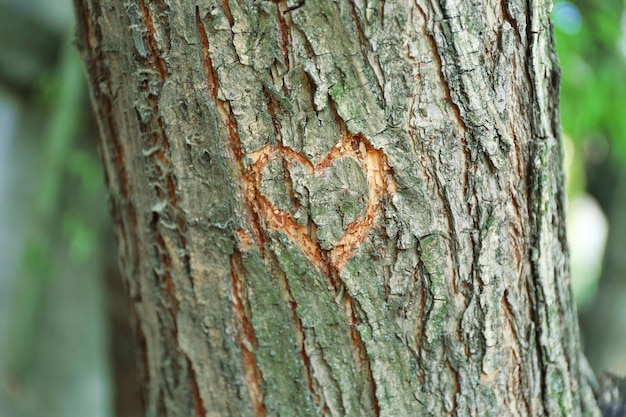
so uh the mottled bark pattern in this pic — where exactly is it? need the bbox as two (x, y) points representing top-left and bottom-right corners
(74, 0), (599, 415)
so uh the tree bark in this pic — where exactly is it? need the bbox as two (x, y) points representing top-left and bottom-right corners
(73, 0), (600, 415)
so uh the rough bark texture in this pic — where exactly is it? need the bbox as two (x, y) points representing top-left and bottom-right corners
(73, 0), (600, 415)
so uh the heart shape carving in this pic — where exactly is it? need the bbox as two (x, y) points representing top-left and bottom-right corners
(238, 132), (394, 272)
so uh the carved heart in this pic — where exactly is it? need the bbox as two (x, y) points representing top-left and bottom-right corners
(239, 132), (394, 272)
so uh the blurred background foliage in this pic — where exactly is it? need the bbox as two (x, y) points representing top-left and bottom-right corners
(0, 0), (623, 416)
(553, 0), (626, 376)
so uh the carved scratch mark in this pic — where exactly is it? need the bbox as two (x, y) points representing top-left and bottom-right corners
(247, 133), (394, 271)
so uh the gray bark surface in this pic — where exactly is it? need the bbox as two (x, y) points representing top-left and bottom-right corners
(73, 0), (600, 415)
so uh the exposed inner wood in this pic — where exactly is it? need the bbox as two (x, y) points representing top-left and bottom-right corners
(246, 132), (394, 271)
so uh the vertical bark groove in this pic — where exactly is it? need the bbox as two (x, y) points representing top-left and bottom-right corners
(229, 251), (267, 416)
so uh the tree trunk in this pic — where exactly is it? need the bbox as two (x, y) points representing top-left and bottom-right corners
(73, 0), (600, 415)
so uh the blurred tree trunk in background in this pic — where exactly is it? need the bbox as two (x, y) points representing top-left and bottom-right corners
(73, 0), (602, 415)
(0, 4), (60, 96)
(581, 158), (626, 374)
(0, 3), (135, 417)
(105, 254), (144, 417)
